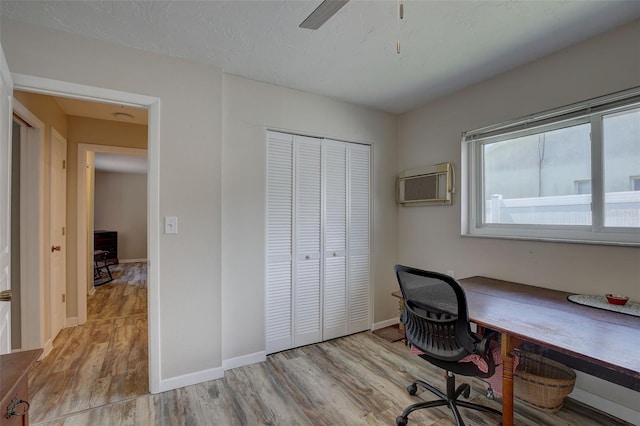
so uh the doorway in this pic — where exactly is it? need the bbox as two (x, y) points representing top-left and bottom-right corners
(11, 73), (161, 397)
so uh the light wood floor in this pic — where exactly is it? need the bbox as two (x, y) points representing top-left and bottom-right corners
(29, 262), (148, 424)
(29, 265), (629, 425)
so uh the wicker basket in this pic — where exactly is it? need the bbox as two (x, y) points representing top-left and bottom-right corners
(514, 351), (576, 413)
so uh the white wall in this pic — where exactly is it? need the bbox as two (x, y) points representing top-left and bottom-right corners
(221, 74), (398, 361)
(398, 18), (640, 296)
(94, 171), (147, 261)
(1, 18), (398, 388)
(397, 19), (640, 421)
(1, 19), (222, 383)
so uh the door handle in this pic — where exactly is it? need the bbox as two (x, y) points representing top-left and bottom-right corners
(51, 245), (61, 252)
(0, 289), (11, 302)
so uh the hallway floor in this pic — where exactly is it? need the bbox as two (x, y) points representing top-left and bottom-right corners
(28, 262), (148, 424)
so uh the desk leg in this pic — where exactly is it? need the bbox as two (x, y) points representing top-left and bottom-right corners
(501, 333), (522, 426)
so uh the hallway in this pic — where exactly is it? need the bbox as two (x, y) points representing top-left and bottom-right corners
(28, 262), (148, 424)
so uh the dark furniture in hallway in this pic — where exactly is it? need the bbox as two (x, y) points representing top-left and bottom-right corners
(94, 231), (118, 264)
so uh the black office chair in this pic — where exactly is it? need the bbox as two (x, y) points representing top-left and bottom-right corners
(394, 265), (502, 426)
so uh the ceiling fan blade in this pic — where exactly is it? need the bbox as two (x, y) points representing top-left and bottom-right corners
(299, 0), (349, 30)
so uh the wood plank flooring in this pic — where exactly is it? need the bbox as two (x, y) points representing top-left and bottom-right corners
(29, 263), (630, 425)
(29, 262), (148, 424)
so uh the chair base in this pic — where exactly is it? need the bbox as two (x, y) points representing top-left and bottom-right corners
(396, 372), (502, 426)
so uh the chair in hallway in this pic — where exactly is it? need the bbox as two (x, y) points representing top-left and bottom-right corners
(94, 250), (114, 286)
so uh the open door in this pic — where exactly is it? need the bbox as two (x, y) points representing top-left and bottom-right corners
(49, 128), (67, 338)
(0, 45), (14, 354)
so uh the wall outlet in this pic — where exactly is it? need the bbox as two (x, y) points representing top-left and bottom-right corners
(446, 270), (455, 278)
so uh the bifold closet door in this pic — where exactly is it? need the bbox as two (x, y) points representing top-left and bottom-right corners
(266, 132), (294, 354)
(323, 141), (348, 340)
(347, 143), (370, 334)
(292, 136), (323, 347)
(266, 131), (370, 354)
(323, 141), (371, 339)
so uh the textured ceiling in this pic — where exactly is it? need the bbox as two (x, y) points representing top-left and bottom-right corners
(3, 1), (640, 114)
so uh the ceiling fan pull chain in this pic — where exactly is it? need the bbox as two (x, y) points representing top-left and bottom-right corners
(397, 0), (404, 54)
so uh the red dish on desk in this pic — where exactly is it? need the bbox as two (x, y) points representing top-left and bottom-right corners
(605, 294), (629, 305)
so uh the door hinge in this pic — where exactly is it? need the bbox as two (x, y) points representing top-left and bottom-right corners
(62, 227), (65, 236)
(62, 294), (66, 303)
(62, 159), (66, 169)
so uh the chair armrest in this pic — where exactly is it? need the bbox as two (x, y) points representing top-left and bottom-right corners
(475, 329), (499, 356)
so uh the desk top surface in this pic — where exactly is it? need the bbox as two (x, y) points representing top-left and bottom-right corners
(458, 276), (640, 378)
(1, 349), (42, 403)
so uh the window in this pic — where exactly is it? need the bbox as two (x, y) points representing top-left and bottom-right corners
(463, 87), (640, 246)
(574, 180), (591, 195)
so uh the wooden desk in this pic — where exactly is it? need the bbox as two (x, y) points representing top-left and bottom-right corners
(1, 349), (42, 425)
(458, 276), (640, 426)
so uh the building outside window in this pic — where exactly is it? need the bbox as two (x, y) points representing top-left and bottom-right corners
(463, 88), (640, 245)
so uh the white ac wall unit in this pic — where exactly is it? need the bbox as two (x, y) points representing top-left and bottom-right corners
(397, 163), (454, 206)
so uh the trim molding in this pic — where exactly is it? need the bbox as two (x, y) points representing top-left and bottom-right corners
(13, 73), (162, 395)
(66, 317), (79, 328)
(222, 351), (266, 371)
(372, 317), (398, 331)
(119, 258), (148, 264)
(41, 337), (53, 359)
(570, 388), (640, 425)
(158, 367), (224, 393)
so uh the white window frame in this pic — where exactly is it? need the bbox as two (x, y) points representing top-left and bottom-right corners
(462, 87), (640, 246)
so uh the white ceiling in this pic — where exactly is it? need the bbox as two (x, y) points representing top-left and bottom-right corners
(53, 97), (148, 125)
(3, 1), (640, 114)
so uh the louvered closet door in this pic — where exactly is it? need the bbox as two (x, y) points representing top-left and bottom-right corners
(293, 135), (323, 347)
(266, 132), (370, 354)
(323, 141), (348, 340)
(347, 143), (371, 334)
(266, 132), (294, 354)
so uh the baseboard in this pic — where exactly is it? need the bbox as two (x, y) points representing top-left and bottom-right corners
(158, 351), (269, 393)
(40, 338), (53, 360)
(66, 317), (79, 328)
(372, 317), (399, 331)
(222, 350), (266, 371)
(88, 286), (96, 296)
(569, 387), (640, 425)
(119, 258), (148, 264)
(158, 366), (224, 393)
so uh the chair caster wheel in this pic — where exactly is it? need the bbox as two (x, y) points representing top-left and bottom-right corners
(486, 387), (495, 400)
(407, 383), (417, 395)
(396, 416), (408, 426)
(462, 385), (471, 399)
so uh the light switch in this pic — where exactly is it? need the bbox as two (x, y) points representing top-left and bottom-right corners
(164, 216), (178, 234)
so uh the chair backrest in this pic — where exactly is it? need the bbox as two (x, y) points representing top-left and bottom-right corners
(395, 265), (478, 362)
